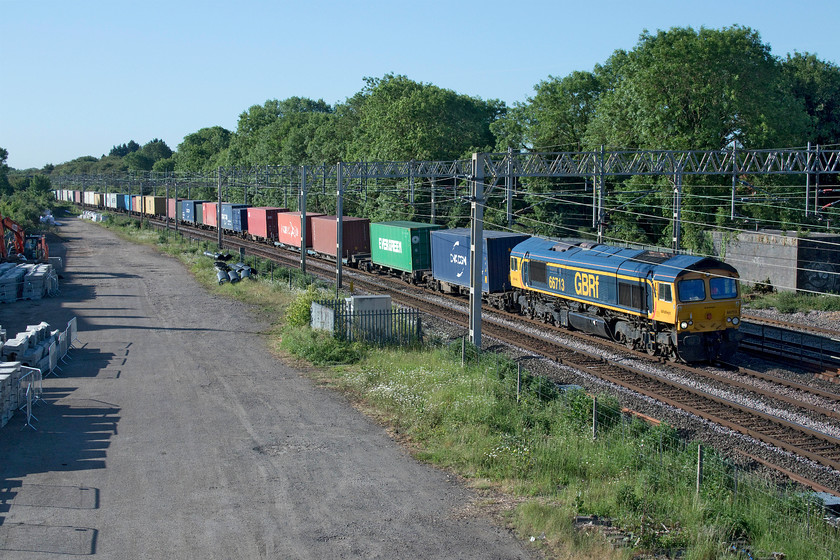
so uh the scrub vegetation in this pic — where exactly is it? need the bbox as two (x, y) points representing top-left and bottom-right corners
(90, 217), (840, 559)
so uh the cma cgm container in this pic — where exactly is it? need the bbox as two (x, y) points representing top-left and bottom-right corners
(221, 203), (250, 232)
(143, 196), (166, 217)
(202, 202), (218, 227)
(276, 212), (325, 248)
(431, 228), (530, 294)
(310, 215), (371, 262)
(246, 207), (288, 241)
(370, 221), (442, 273)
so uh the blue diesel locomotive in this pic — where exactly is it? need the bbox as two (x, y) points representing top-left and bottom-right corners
(509, 238), (741, 362)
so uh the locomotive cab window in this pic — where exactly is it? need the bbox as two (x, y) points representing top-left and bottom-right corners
(510, 257), (518, 272)
(657, 283), (672, 302)
(678, 278), (706, 302)
(710, 277), (738, 299)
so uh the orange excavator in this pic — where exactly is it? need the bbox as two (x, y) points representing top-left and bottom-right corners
(0, 216), (49, 262)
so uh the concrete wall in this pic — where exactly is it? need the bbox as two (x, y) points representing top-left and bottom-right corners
(712, 230), (840, 293)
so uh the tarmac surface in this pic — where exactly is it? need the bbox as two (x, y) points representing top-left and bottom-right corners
(0, 217), (533, 559)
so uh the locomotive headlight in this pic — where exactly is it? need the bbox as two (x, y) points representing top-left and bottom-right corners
(731, 317), (740, 325)
(726, 317), (732, 323)
(680, 321), (689, 329)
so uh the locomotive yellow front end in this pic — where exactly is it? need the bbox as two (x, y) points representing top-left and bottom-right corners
(672, 267), (741, 362)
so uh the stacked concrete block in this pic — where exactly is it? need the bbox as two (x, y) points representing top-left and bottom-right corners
(1, 333), (30, 362)
(0, 263), (58, 303)
(0, 372), (11, 428)
(0, 361), (22, 426)
(22, 264), (51, 300)
(0, 265), (27, 303)
(1, 323), (58, 370)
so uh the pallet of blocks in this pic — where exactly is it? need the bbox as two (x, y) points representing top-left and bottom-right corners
(0, 264), (26, 303)
(0, 362), (22, 428)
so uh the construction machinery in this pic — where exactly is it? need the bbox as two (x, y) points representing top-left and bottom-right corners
(0, 216), (49, 262)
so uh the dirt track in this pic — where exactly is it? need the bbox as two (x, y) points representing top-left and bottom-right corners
(0, 217), (533, 559)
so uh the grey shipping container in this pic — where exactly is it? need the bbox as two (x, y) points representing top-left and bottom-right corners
(431, 228), (530, 293)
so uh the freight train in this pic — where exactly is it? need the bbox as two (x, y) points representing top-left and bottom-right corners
(56, 190), (742, 362)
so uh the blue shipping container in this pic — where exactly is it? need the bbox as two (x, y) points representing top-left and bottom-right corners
(116, 193), (128, 211)
(221, 204), (250, 230)
(431, 228), (531, 293)
(231, 207), (249, 233)
(181, 200), (208, 223)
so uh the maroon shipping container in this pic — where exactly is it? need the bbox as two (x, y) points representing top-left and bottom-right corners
(246, 207), (287, 240)
(74, 190), (81, 204)
(276, 212), (325, 248)
(310, 215), (371, 259)
(203, 202), (218, 227)
(167, 198), (182, 220)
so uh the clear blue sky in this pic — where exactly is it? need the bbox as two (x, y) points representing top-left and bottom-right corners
(2, 0), (839, 170)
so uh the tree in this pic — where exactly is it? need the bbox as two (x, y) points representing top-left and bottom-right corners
(174, 126), (232, 172)
(109, 140), (141, 157)
(783, 52), (840, 145)
(0, 147), (11, 196)
(585, 26), (809, 150)
(346, 74), (502, 161)
(493, 71), (603, 151)
(124, 151), (154, 171)
(226, 97), (333, 165)
(140, 138), (173, 162)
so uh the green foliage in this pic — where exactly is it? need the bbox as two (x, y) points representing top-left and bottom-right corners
(283, 284), (324, 327)
(109, 140), (141, 157)
(279, 326), (366, 365)
(783, 52), (840, 145)
(346, 74), (502, 161)
(748, 290), (840, 312)
(175, 126), (232, 172)
(586, 26), (809, 150)
(494, 70), (604, 151)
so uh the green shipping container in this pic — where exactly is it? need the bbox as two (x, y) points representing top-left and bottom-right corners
(370, 221), (443, 273)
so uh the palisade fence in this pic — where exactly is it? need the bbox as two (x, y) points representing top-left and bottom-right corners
(497, 358), (840, 558)
(311, 299), (422, 347)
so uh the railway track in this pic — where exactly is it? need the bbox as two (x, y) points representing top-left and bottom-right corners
(739, 317), (840, 382)
(151, 218), (840, 487)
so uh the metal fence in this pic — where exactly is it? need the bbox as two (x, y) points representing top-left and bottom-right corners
(311, 300), (422, 347)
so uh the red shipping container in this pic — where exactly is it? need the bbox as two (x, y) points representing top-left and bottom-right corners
(276, 212), (325, 248)
(167, 198), (181, 219)
(74, 191), (81, 204)
(203, 202), (218, 227)
(310, 216), (371, 259)
(246, 207), (288, 240)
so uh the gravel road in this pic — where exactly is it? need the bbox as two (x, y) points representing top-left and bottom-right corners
(0, 217), (533, 559)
